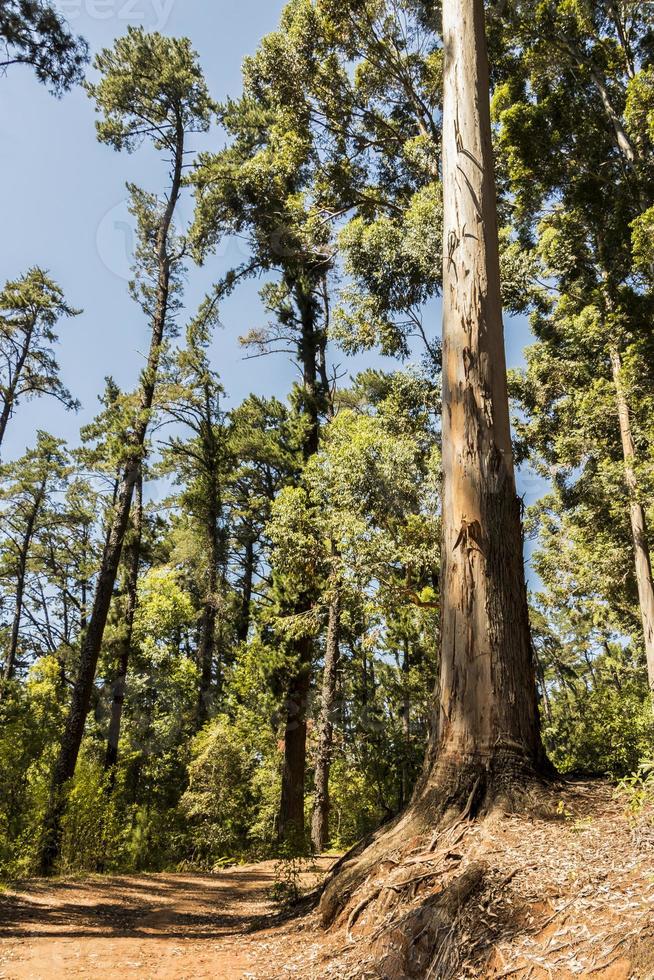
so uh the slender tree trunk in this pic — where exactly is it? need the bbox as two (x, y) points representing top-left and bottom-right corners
(419, 0), (545, 808)
(311, 583), (341, 853)
(0, 396), (14, 451)
(197, 396), (224, 726)
(39, 131), (185, 875)
(104, 472), (143, 777)
(237, 536), (254, 644)
(399, 638), (411, 809)
(1, 482), (45, 687)
(609, 347), (654, 692)
(0, 321), (34, 451)
(534, 650), (552, 725)
(197, 517), (219, 727)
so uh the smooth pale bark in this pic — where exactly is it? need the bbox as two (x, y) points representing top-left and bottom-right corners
(425, 0), (544, 796)
(609, 347), (654, 692)
(399, 638), (411, 809)
(39, 128), (185, 875)
(311, 585), (341, 853)
(104, 472), (142, 777)
(319, 0), (548, 925)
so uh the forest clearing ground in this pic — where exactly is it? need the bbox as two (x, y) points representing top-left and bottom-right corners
(0, 856), (343, 980)
(0, 784), (652, 979)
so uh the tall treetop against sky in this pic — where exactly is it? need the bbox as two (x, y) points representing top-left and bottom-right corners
(0, 0), (534, 486)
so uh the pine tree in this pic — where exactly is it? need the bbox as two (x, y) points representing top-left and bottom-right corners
(39, 29), (214, 874)
(0, 269), (79, 452)
(0, 0), (88, 95)
(0, 432), (69, 688)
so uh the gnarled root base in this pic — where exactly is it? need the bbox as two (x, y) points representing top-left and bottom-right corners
(320, 752), (553, 931)
(368, 862), (487, 979)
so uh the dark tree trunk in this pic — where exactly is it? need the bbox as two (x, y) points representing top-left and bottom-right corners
(196, 391), (224, 727)
(279, 644), (312, 845)
(277, 281), (324, 845)
(0, 320), (34, 451)
(39, 127), (185, 876)
(104, 472), (143, 778)
(1, 479), (45, 688)
(236, 536), (254, 645)
(311, 584), (341, 853)
(196, 539), (219, 727)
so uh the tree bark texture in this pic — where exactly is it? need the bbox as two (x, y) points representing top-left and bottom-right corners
(104, 471), (143, 776)
(39, 127), (185, 875)
(609, 346), (654, 692)
(277, 281), (325, 844)
(311, 585), (341, 853)
(422, 0), (545, 802)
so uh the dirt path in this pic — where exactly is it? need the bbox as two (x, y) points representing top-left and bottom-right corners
(0, 857), (339, 980)
(1, 785), (653, 979)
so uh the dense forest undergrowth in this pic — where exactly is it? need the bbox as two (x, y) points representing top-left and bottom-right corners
(2, 0), (654, 976)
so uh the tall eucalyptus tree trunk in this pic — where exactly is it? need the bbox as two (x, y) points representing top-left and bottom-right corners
(609, 347), (654, 692)
(422, 0), (545, 806)
(311, 581), (341, 853)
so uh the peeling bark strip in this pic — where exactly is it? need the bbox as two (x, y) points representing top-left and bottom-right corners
(311, 584), (341, 853)
(609, 347), (654, 692)
(433, 0), (544, 781)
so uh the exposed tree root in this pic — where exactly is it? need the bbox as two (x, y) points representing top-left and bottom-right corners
(370, 862), (487, 979)
(320, 754), (554, 929)
(314, 779), (654, 980)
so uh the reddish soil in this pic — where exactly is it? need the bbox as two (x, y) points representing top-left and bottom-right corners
(0, 783), (652, 979)
(0, 857), (341, 979)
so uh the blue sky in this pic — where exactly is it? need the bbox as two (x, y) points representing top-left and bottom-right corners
(0, 0), (540, 502)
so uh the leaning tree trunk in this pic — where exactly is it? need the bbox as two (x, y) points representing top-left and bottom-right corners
(0, 320), (34, 452)
(104, 471), (143, 778)
(311, 583), (341, 853)
(1, 480), (45, 690)
(609, 346), (654, 692)
(320, 0), (547, 927)
(39, 131), (185, 876)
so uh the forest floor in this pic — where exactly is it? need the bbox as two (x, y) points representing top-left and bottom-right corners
(0, 782), (652, 979)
